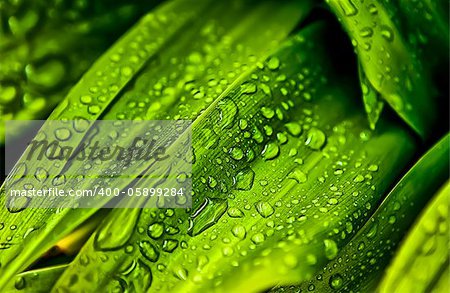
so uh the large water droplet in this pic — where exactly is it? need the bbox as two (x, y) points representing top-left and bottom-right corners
(305, 128), (326, 150)
(360, 27), (373, 38)
(147, 222), (164, 239)
(368, 4), (378, 15)
(227, 207), (244, 218)
(188, 198), (228, 236)
(267, 57), (280, 70)
(80, 95), (93, 104)
(368, 164), (379, 172)
(73, 117), (90, 132)
(162, 239), (178, 252)
(7, 196), (31, 213)
(241, 82), (257, 94)
(353, 174), (365, 183)
(285, 122), (302, 136)
(329, 273), (344, 290)
(366, 221), (378, 239)
(124, 260), (152, 291)
(231, 224), (247, 240)
(54, 128), (72, 141)
(380, 25), (394, 42)
(34, 167), (49, 182)
(229, 147), (244, 160)
(338, 0), (358, 16)
(262, 142), (280, 160)
(14, 276), (26, 290)
(261, 107), (275, 119)
(213, 98), (238, 134)
(324, 239), (338, 260)
(121, 66), (133, 77)
(52, 175), (66, 186)
(255, 201), (274, 218)
(288, 168), (307, 183)
(251, 233), (265, 244)
(88, 105), (101, 115)
(235, 167), (255, 190)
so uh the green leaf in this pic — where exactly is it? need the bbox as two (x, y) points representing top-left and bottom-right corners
(326, 0), (439, 137)
(51, 24), (416, 292)
(284, 134), (449, 292)
(4, 265), (67, 293)
(0, 0), (210, 286)
(378, 180), (450, 293)
(0, 0), (311, 289)
(358, 62), (384, 130)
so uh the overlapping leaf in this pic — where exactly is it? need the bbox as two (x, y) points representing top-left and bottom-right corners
(50, 23), (416, 292)
(282, 134), (448, 292)
(326, 0), (446, 136)
(379, 180), (449, 293)
(0, 0), (311, 289)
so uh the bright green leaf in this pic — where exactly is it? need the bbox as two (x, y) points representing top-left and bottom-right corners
(285, 134), (449, 292)
(0, 0), (311, 289)
(378, 180), (450, 293)
(51, 24), (416, 292)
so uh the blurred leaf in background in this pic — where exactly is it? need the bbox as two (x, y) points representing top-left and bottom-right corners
(0, 0), (165, 141)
